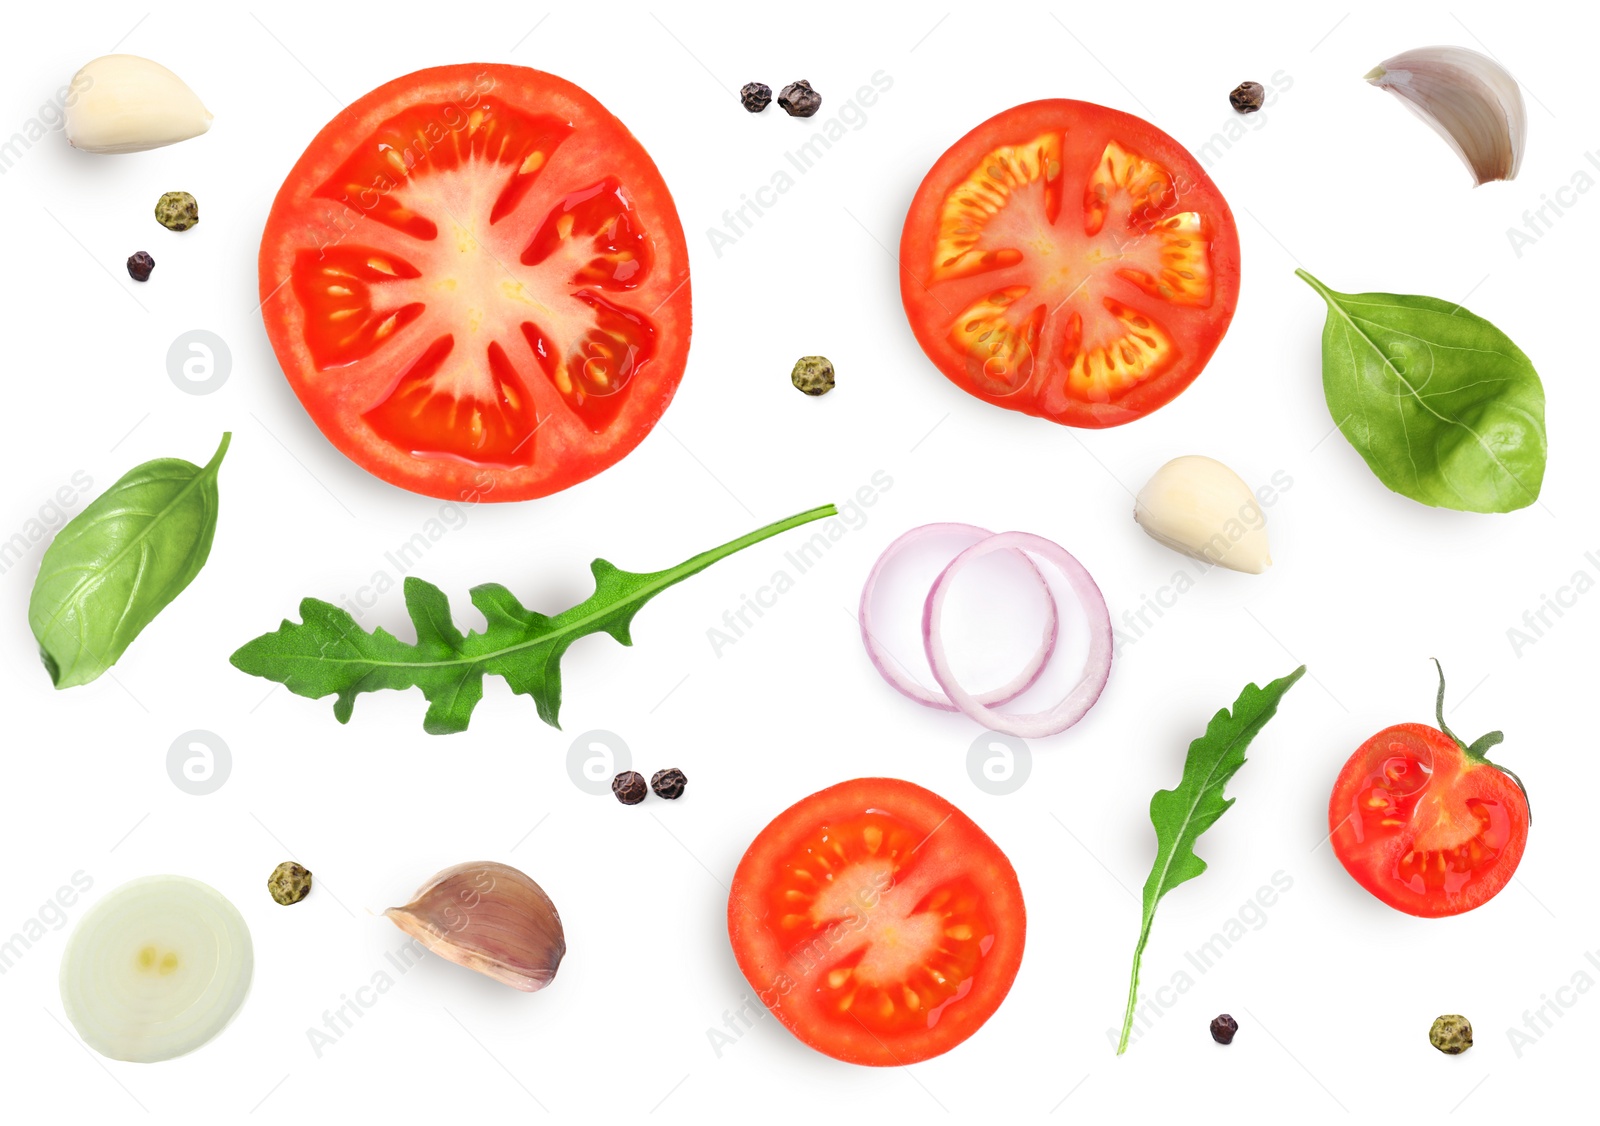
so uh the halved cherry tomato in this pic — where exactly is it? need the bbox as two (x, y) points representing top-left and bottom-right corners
(1329, 671), (1531, 918)
(259, 65), (691, 501)
(727, 778), (1025, 1065)
(899, 100), (1241, 428)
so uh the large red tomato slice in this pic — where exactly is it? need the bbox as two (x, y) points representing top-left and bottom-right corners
(900, 100), (1240, 428)
(259, 65), (691, 501)
(1329, 669), (1531, 918)
(727, 778), (1025, 1065)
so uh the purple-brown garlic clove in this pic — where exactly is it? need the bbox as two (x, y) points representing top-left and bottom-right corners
(384, 861), (565, 992)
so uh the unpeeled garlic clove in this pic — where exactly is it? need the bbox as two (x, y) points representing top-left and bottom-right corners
(385, 862), (565, 992)
(1365, 45), (1525, 186)
(1134, 455), (1271, 575)
(64, 55), (213, 154)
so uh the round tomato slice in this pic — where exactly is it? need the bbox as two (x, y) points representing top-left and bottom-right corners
(727, 778), (1025, 1065)
(259, 65), (691, 501)
(1329, 722), (1530, 917)
(899, 100), (1240, 428)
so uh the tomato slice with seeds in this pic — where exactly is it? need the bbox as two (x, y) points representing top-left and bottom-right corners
(727, 778), (1025, 1065)
(899, 100), (1240, 428)
(259, 65), (691, 501)
(1330, 722), (1531, 917)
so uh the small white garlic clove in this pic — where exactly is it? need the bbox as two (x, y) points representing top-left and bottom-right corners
(64, 54), (213, 154)
(1365, 45), (1525, 186)
(385, 861), (566, 992)
(1134, 455), (1271, 575)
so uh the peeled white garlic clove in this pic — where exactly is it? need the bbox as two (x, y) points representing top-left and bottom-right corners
(1134, 455), (1271, 575)
(64, 54), (213, 154)
(385, 861), (565, 992)
(1365, 45), (1525, 186)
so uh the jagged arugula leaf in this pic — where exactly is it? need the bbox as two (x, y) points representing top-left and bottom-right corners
(231, 505), (835, 735)
(1116, 665), (1305, 1054)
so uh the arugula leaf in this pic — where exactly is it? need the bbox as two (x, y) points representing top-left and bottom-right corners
(29, 432), (230, 688)
(231, 504), (836, 735)
(1297, 269), (1545, 513)
(1116, 666), (1305, 1054)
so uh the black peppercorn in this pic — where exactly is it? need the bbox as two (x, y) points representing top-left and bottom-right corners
(1229, 81), (1266, 114)
(612, 770), (649, 805)
(126, 251), (155, 282)
(651, 768), (688, 800)
(1210, 1014), (1239, 1044)
(740, 82), (772, 113)
(778, 80), (822, 118)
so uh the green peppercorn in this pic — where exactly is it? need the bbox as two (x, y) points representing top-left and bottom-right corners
(1429, 1014), (1473, 1054)
(155, 191), (199, 232)
(268, 861), (313, 906)
(791, 355), (835, 396)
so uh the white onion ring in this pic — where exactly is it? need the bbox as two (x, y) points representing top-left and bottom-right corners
(60, 875), (253, 1062)
(858, 523), (1059, 711)
(923, 531), (1112, 738)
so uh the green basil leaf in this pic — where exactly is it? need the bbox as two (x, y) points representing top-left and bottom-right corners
(29, 433), (230, 688)
(1297, 269), (1546, 513)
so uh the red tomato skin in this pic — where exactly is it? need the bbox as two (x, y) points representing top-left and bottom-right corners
(899, 99), (1241, 429)
(259, 64), (691, 502)
(1328, 723), (1530, 918)
(727, 778), (1026, 1066)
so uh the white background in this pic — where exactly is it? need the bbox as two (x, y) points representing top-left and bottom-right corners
(1, 2), (1595, 1122)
